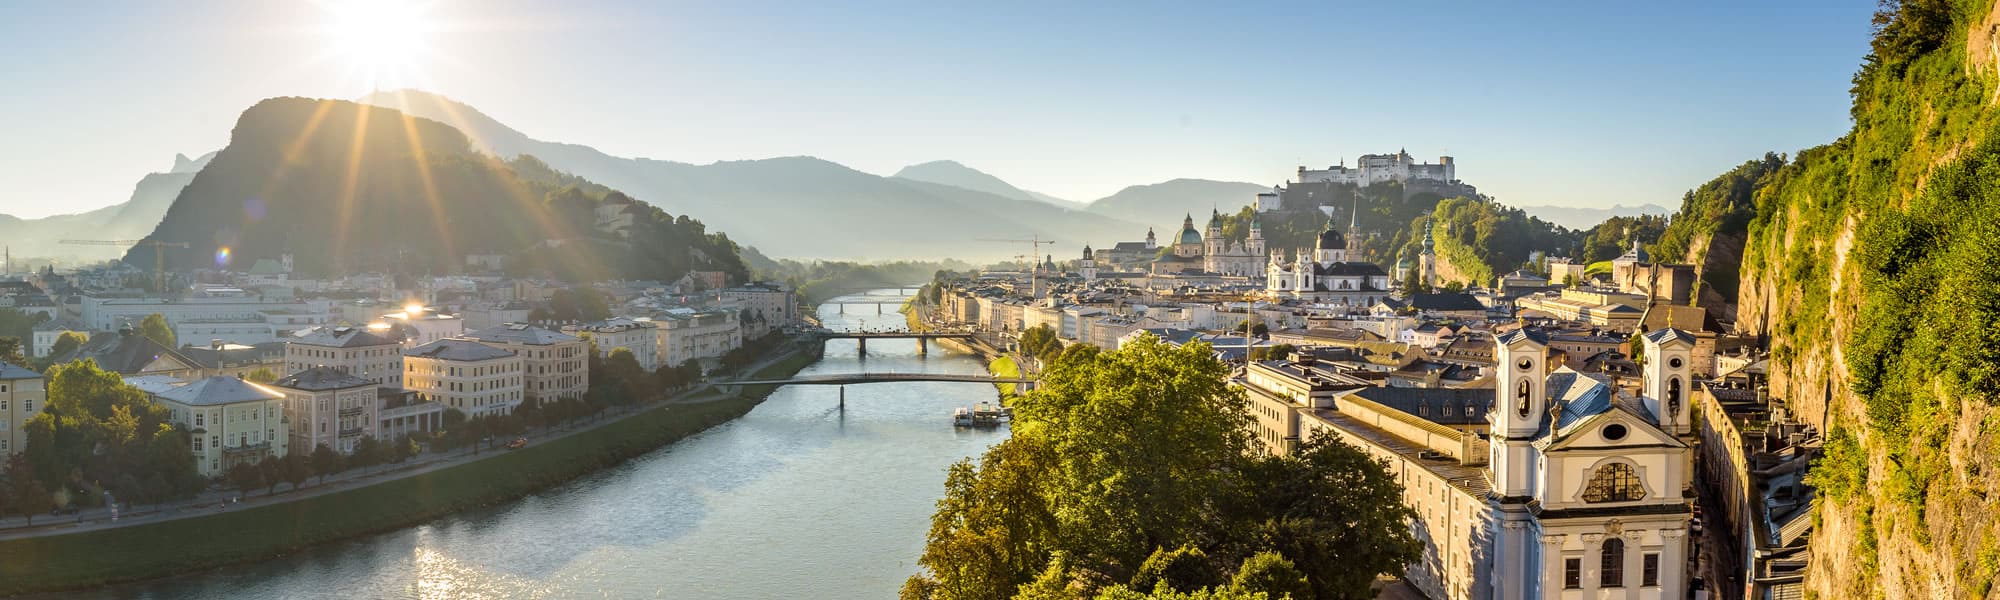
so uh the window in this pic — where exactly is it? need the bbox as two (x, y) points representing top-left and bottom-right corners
(1564, 558), (1581, 589)
(1582, 463), (1645, 503)
(1515, 379), (1532, 417)
(1667, 376), (1683, 418)
(196, 413), (204, 427)
(1600, 538), (1625, 587)
(1642, 552), (1659, 587)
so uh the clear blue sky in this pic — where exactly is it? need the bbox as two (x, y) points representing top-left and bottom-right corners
(1, 1), (1875, 219)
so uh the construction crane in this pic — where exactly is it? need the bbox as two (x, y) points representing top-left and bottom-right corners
(979, 235), (1058, 297)
(61, 239), (190, 292)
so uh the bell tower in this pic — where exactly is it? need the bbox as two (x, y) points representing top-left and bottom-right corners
(1642, 328), (1695, 436)
(1491, 327), (1548, 499)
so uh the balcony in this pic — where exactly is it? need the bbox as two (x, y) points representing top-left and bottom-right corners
(339, 406), (366, 418)
(339, 427), (365, 438)
(221, 442), (272, 457)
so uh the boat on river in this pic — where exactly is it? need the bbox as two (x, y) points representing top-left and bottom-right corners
(953, 402), (1007, 428)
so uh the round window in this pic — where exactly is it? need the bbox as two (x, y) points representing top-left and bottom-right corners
(1603, 423), (1628, 441)
(1517, 358), (1534, 372)
(1668, 357), (1684, 369)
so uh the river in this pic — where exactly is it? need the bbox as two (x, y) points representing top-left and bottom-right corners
(76, 291), (1007, 599)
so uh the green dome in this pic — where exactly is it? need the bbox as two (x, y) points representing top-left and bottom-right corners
(1179, 226), (1202, 245)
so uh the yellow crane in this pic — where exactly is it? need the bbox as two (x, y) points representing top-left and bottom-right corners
(61, 239), (190, 292)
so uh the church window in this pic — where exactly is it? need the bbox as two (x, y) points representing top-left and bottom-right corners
(1582, 463), (1645, 503)
(1563, 558), (1581, 589)
(1600, 538), (1625, 587)
(1667, 377), (1683, 418)
(1668, 357), (1683, 370)
(1642, 553), (1659, 586)
(1602, 423), (1628, 441)
(1515, 379), (1532, 418)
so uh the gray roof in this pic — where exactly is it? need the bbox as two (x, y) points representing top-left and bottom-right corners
(291, 326), (397, 348)
(466, 324), (582, 346)
(1548, 368), (1619, 432)
(1348, 386), (1492, 426)
(1497, 327), (1550, 347)
(0, 361), (39, 380)
(156, 376), (285, 406)
(272, 366), (373, 391)
(1408, 292), (1486, 312)
(405, 339), (516, 362)
(1643, 327), (1696, 346)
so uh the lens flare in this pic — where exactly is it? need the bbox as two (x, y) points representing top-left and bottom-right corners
(215, 246), (233, 267)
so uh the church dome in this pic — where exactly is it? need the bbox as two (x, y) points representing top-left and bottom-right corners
(1317, 227), (1345, 250)
(1179, 225), (1203, 246)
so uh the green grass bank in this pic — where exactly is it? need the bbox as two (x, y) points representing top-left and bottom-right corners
(0, 350), (819, 596)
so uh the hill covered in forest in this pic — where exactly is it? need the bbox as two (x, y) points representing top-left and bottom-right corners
(125, 98), (746, 283)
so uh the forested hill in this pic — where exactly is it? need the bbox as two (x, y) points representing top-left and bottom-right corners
(1728, 1), (2000, 597)
(125, 98), (746, 282)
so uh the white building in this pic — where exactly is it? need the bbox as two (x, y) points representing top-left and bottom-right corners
(464, 324), (589, 403)
(403, 339), (526, 418)
(374, 308), (464, 348)
(1296, 150), (1456, 187)
(1266, 217), (1394, 306)
(285, 326), (404, 387)
(270, 367), (379, 454)
(720, 283), (798, 338)
(0, 362), (44, 457)
(30, 318), (89, 358)
(155, 376), (291, 477)
(1243, 326), (1695, 600)
(79, 294), (335, 346)
(654, 309), (742, 368)
(563, 318), (661, 371)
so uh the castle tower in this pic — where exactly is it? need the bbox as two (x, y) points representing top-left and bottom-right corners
(1641, 328), (1696, 436)
(1080, 244), (1097, 282)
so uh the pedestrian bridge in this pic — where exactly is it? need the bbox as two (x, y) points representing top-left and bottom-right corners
(810, 330), (980, 356)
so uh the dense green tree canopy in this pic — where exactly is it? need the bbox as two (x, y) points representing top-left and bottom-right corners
(907, 336), (1417, 600)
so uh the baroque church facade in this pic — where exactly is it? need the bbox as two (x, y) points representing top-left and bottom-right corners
(1264, 215), (1394, 305)
(1148, 211), (1265, 277)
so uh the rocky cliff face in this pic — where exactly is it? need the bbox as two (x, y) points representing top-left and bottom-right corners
(1734, 2), (2000, 597)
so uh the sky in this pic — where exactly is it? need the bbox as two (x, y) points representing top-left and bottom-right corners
(0, 1), (1877, 219)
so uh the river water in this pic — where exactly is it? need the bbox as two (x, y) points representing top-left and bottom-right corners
(79, 292), (1007, 599)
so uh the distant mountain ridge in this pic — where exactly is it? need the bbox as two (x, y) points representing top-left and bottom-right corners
(1515, 203), (1671, 230)
(0, 151), (216, 265)
(358, 90), (1262, 260)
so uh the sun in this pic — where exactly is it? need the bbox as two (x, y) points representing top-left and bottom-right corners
(319, 0), (439, 88)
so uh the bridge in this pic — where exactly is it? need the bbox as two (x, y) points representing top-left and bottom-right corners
(809, 330), (978, 356)
(715, 371), (1038, 411)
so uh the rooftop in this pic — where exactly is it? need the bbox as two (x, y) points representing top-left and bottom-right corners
(405, 338), (517, 362)
(156, 376), (285, 407)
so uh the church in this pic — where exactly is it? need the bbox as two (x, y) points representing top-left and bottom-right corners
(1264, 215), (1394, 306)
(1148, 211), (1265, 277)
(1275, 327), (1695, 599)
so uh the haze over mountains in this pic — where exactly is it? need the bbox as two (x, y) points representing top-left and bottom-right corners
(1513, 203), (1672, 230)
(0, 152), (214, 266)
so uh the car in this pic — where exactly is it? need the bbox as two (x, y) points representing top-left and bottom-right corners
(505, 437), (528, 450)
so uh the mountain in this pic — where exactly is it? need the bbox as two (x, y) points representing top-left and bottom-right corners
(891, 160), (1080, 208)
(0, 151), (215, 266)
(1083, 178), (1271, 226)
(1728, 3), (2000, 597)
(125, 97), (745, 283)
(358, 90), (1153, 260)
(1514, 203), (1670, 230)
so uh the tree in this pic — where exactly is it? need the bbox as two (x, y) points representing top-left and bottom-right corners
(45, 331), (87, 364)
(0, 337), (24, 367)
(1131, 544), (1224, 594)
(1228, 551), (1309, 600)
(1249, 323), (1268, 338)
(280, 452), (310, 491)
(259, 458), (283, 495)
(12, 474), (50, 526)
(1237, 434), (1422, 600)
(1019, 325), (1062, 362)
(310, 444), (344, 485)
(242, 367), (278, 384)
(227, 461), (265, 495)
(137, 313), (176, 349)
(351, 436), (383, 472)
(1264, 345), (1296, 361)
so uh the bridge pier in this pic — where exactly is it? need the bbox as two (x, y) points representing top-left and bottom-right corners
(916, 337), (927, 356)
(877, 303), (883, 314)
(839, 385), (845, 412)
(856, 337), (867, 358)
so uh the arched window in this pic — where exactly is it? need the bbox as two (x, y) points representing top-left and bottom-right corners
(1582, 463), (1645, 503)
(1667, 377), (1683, 418)
(1515, 379), (1533, 417)
(1600, 537), (1625, 587)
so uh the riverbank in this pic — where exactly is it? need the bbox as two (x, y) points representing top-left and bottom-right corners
(0, 350), (819, 597)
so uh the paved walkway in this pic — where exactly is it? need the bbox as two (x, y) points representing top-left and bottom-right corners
(0, 344), (808, 541)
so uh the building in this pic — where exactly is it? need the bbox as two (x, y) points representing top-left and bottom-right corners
(1092, 229), (1160, 268)
(0, 362), (44, 457)
(1296, 150), (1457, 187)
(155, 376), (291, 477)
(1147, 212), (1266, 278)
(29, 318), (88, 358)
(51, 330), (205, 378)
(720, 282), (799, 338)
(374, 308), (464, 348)
(1266, 216), (1394, 306)
(464, 324), (589, 403)
(563, 318), (661, 371)
(403, 339), (526, 417)
(270, 367), (379, 454)
(1243, 327), (1696, 599)
(78, 293), (333, 346)
(285, 326), (404, 387)
(1608, 242), (1697, 306)
(654, 309), (743, 368)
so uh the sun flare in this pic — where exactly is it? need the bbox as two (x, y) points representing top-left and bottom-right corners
(319, 0), (438, 88)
